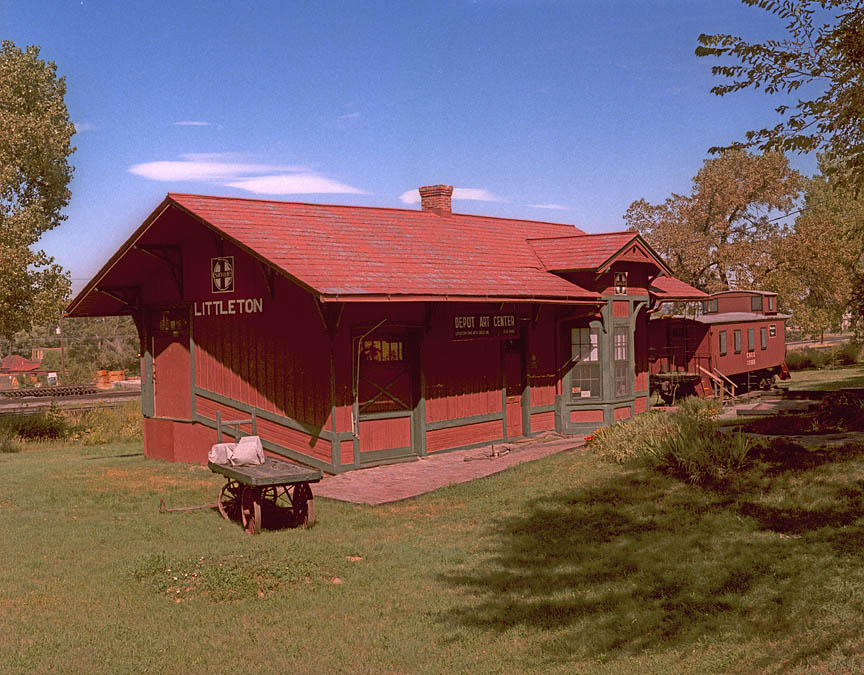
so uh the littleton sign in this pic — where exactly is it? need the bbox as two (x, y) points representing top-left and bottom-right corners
(452, 311), (518, 340)
(194, 298), (264, 317)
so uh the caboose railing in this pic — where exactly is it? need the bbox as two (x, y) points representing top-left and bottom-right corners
(648, 348), (712, 376)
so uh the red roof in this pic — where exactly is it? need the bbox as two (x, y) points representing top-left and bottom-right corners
(168, 194), (600, 302)
(0, 355), (42, 373)
(528, 232), (672, 274)
(649, 275), (708, 300)
(67, 193), (700, 315)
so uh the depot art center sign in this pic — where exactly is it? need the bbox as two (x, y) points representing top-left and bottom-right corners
(452, 311), (518, 340)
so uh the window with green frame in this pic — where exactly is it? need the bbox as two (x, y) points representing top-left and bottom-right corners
(570, 326), (601, 400)
(613, 325), (630, 397)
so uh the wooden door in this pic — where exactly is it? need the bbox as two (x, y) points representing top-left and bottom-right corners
(504, 342), (524, 439)
(356, 334), (418, 465)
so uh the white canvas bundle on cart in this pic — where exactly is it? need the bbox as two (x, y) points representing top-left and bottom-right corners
(208, 436), (265, 466)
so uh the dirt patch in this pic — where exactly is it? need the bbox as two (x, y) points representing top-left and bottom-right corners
(82, 467), (214, 494)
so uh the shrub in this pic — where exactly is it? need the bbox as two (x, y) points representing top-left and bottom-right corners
(786, 347), (831, 371)
(0, 426), (19, 453)
(833, 341), (861, 366)
(587, 410), (678, 464)
(64, 402), (143, 445)
(0, 408), (68, 441)
(643, 415), (756, 486)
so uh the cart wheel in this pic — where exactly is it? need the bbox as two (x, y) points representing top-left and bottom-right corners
(241, 487), (262, 535)
(293, 483), (315, 528)
(217, 480), (242, 521)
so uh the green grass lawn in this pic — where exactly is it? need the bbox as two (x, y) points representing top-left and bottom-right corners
(4, 438), (864, 673)
(785, 363), (864, 390)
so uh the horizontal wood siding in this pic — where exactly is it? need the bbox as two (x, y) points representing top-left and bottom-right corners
(570, 409), (604, 424)
(530, 411), (555, 433)
(359, 417), (411, 453)
(427, 419), (502, 453)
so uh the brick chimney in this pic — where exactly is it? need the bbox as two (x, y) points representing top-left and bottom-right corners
(418, 184), (453, 214)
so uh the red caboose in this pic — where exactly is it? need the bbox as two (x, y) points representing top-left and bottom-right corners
(648, 290), (790, 402)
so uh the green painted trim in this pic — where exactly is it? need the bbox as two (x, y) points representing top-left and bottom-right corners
(528, 404), (555, 414)
(142, 338), (154, 418)
(148, 415), (196, 423)
(195, 387), (334, 442)
(426, 411), (504, 432)
(359, 409), (414, 421)
(426, 436), (508, 457)
(188, 311), (196, 419)
(195, 413), (333, 472)
(357, 445), (415, 465)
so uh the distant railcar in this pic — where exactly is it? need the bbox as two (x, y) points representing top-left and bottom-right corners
(648, 290), (790, 403)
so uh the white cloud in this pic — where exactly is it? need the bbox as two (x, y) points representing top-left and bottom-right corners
(224, 174), (366, 195)
(73, 122), (96, 133)
(128, 155), (364, 195)
(527, 203), (568, 210)
(174, 120), (213, 126)
(399, 186), (503, 205)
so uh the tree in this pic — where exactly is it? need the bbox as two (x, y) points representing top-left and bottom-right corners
(696, 0), (864, 187)
(766, 172), (857, 335)
(624, 150), (803, 292)
(0, 41), (75, 348)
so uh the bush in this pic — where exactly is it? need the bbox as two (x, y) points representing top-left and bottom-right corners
(0, 408), (68, 441)
(64, 402), (143, 445)
(833, 341), (861, 366)
(643, 415), (756, 486)
(588, 396), (754, 486)
(786, 342), (862, 370)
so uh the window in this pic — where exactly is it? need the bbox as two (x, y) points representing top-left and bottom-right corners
(614, 272), (627, 295)
(734, 329), (742, 354)
(704, 298), (719, 313)
(768, 296), (775, 311)
(769, 324), (777, 338)
(614, 325), (630, 397)
(751, 295), (763, 312)
(570, 326), (601, 399)
(747, 328), (755, 352)
(761, 326), (767, 350)
(719, 330), (727, 356)
(361, 339), (404, 363)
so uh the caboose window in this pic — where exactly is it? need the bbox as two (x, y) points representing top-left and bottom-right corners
(769, 324), (776, 338)
(570, 326), (601, 399)
(747, 328), (755, 352)
(719, 330), (727, 356)
(751, 295), (763, 312)
(734, 330), (742, 354)
(613, 326), (630, 397)
(761, 327), (767, 350)
(768, 296), (775, 311)
(704, 299), (718, 313)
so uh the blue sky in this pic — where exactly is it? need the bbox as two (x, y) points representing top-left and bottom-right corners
(4, 0), (815, 292)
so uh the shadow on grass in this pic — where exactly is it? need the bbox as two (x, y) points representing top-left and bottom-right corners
(440, 443), (864, 663)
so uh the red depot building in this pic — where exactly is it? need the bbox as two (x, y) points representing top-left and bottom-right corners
(66, 185), (706, 470)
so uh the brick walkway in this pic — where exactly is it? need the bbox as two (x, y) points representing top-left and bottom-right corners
(314, 433), (586, 505)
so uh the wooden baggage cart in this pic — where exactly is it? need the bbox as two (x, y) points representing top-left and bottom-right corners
(209, 457), (322, 534)
(208, 411), (322, 534)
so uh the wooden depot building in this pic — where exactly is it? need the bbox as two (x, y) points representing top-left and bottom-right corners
(66, 185), (705, 472)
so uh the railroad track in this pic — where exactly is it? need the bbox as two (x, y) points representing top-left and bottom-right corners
(0, 386), (141, 415)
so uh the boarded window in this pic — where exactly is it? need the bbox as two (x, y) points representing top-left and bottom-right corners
(748, 328), (755, 352)
(361, 339), (404, 363)
(734, 329), (742, 354)
(571, 326), (601, 400)
(614, 325), (629, 397)
(751, 295), (763, 312)
(761, 326), (767, 350)
(719, 330), (727, 356)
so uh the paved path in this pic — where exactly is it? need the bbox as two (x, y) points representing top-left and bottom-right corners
(314, 433), (586, 505)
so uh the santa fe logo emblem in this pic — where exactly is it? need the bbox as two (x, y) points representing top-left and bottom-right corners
(211, 256), (235, 293)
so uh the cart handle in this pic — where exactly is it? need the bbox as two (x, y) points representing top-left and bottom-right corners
(215, 409), (258, 443)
